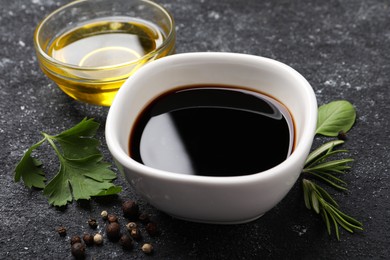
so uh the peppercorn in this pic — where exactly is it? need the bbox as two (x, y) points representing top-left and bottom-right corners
(141, 243), (153, 254)
(101, 210), (108, 220)
(126, 222), (137, 231)
(88, 218), (98, 229)
(145, 222), (158, 237)
(338, 130), (347, 140)
(130, 228), (142, 241)
(93, 233), (103, 245)
(119, 234), (133, 250)
(57, 226), (67, 237)
(70, 235), (82, 245)
(82, 233), (94, 246)
(71, 242), (85, 259)
(107, 214), (118, 223)
(138, 213), (150, 224)
(122, 200), (139, 219)
(106, 222), (121, 242)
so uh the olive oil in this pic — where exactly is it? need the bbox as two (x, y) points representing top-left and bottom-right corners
(43, 18), (172, 106)
(129, 86), (295, 176)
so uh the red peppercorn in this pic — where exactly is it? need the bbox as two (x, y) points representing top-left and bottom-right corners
(107, 214), (118, 223)
(106, 222), (121, 242)
(82, 233), (94, 246)
(71, 242), (85, 259)
(70, 236), (82, 245)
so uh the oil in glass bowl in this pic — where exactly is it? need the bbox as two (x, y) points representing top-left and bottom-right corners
(34, 0), (175, 106)
(49, 19), (163, 68)
(43, 18), (170, 106)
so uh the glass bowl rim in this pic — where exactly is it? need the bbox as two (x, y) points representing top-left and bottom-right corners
(33, 0), (176, 72)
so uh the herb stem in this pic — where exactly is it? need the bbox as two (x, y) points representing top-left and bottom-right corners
(29, 137), (47, 151)
(42, 133), (64, 160)
(305, 171), (348, 191)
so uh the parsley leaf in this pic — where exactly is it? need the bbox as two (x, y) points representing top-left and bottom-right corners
(14, 139), (46, 189)
(53, 118), (100, 159)
(14, 118), (122, 206)
(43, 154), (118, 206)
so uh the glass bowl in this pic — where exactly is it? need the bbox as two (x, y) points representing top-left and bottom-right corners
(34, 0), (175, 106)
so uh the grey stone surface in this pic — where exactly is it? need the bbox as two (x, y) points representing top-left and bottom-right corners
(1, 0), (389, 259)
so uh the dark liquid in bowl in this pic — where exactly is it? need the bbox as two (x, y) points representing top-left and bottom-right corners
(129, 85), (294, 176)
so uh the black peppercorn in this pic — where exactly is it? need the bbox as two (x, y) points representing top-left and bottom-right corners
(138, 213), (150, 224)
(70, 236), (82, 245)
(57, 226), (67, 237)
(145, 222), (158, 237)
(106, 222), (121, 242)
(71, 242), (85, 259)
(119, 234), (133, 250)
(88, 218), (98, 229)
(338, 130), (347, 140)
(82, 233), (94, 246)
(122, 200), (139, 219)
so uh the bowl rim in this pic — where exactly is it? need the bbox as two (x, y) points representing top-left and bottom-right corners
(33, 0), (175, 71)
(106, 52), (318, 185)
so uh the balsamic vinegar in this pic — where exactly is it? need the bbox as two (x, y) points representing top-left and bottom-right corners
(129, 86), (295, 176)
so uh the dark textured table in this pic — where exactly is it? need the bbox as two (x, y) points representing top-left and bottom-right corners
(1, 0), (389, 259)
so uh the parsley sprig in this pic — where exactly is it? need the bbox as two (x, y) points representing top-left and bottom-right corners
(14, 118), (121, 206)
(302, 100), (363, 240)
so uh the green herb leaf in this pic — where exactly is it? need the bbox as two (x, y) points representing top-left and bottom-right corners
(302, 139), (362, 239)
(302, 179), (363, 240)
(302, 98), (363, 239)
(43, 155), (119, 207)
(14, 139), (46, 189)
(305, 140), (345, 167)
(304, 140), (353, 191)
(95, 186), (123, 196)
(316, 100), (356, 136)
(14, 118), (122, 206)
(53, 118), (100, 159)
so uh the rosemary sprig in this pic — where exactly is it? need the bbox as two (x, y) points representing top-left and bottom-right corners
(304, 140), (353, 191)
(302, 140), (363, 240)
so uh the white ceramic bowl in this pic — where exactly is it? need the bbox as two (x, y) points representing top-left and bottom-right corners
(106, 52), (317, 224)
